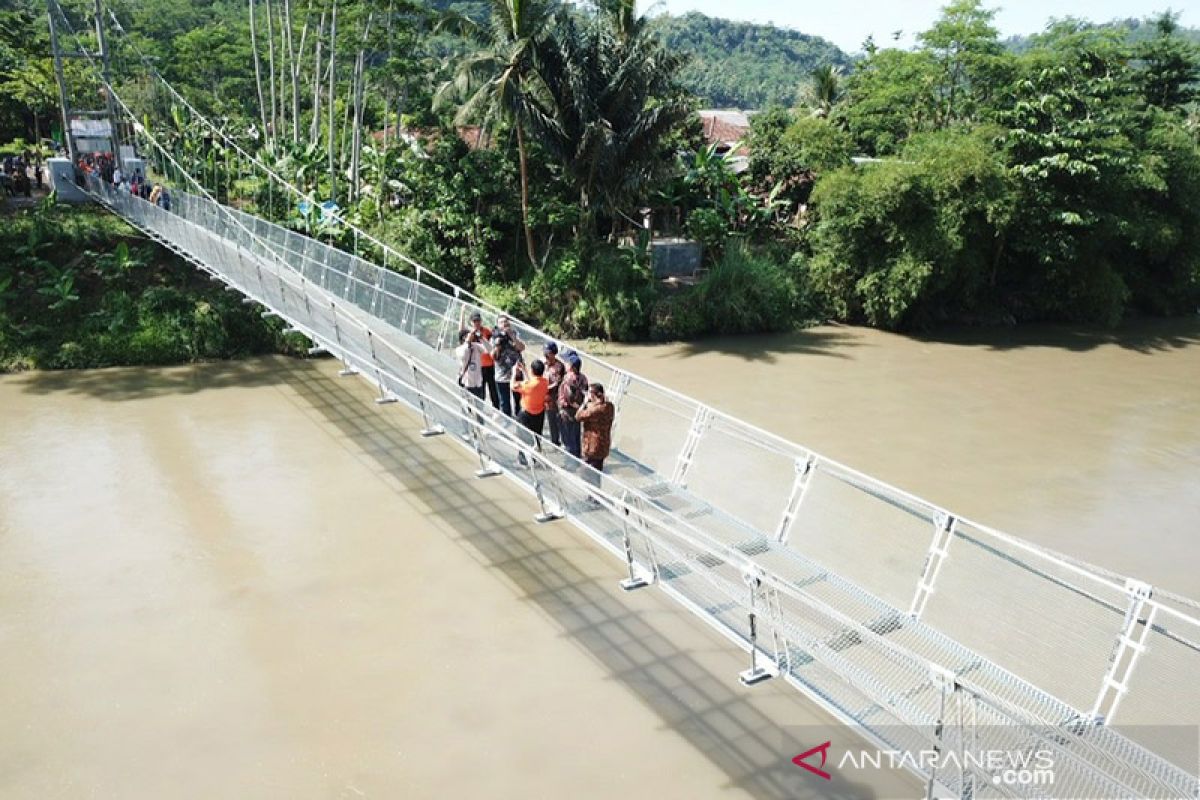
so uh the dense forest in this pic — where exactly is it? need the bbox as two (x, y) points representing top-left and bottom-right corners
(653, 13), (851, 108)
(1, 0), (1199, 369)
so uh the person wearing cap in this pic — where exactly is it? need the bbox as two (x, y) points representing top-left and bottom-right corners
(541, 342), (567, 447)
(558, 353), (588, 460)
(467, 311), (500, 410)
(491, 314), (525, 417)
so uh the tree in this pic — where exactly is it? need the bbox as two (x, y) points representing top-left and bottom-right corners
(801, 64), (843, 118)
(1136, 12), (1200, 110)
(837, 47), (937, 155)
(526, 0), (693, 237)
(437, 0), (555, 266)
(917, 0), (1009, 126)
(807, 128), (1011, 329)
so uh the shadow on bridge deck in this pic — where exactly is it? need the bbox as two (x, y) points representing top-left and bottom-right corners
(274, 356), (912, 800)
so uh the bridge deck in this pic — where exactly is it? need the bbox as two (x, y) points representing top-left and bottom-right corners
(85, 179), (1200, 800)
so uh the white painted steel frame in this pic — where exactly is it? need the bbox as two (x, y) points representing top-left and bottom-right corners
(54, 17), (1200, 790)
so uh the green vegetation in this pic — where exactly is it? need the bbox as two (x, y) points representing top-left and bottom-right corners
(3, 0), (1199, 358)
(651, 13), (851, 109)
(0, 200), (302, 370)
(809, 5), (1200, 329)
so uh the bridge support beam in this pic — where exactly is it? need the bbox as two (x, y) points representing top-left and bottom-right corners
(908, 512), (957, 620)
(739, 569), (773, 686)
(1090, 579), (1156, 724)
(775, 454), (817, 545)
(670, 406), (712, 488)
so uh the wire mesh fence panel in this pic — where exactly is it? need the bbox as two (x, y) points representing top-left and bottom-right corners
(921, 520), (1128, 715)
(345, 257), (377, 307)
(602, 380), (697, 489)
(411, 284), (454, 346)
(781, 466), (937, 612)
(379, 271), (414, 327)
(1111, 612), (1200, 771)
(685, 416), (800, 536)
(322, 257), (349, 299)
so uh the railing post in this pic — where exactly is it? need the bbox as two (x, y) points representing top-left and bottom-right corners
(925, 665), (958, 800)
(329, 302), (359, 376)
(405, 358), (444, 437)
(460, 393), (502, 479)
(670, 406), (712, 488)
(527, 449), (565, 524)
(618, 490), (652, 591)
(738, 567), (773, 686)
(435, 290), (461, 353)
(366, 331), (397, 405)
(400, 277), (419, 337)
(775, 454), (817, 545)
(1090, 579), (1156, 724)
(606, 369), (633, 441)
(369, 268), (385, 317)
(909, 512), (957, 620)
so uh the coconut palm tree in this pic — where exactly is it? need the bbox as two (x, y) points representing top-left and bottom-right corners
(527, 0), (692, 237)
(803, 63), (844, 118)
(436, 0), (555, 267)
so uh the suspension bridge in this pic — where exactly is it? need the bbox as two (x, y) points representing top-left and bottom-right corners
(39, 2), (1200, 797)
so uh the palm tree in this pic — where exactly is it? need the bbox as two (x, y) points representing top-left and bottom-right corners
(527, 1), (692, 236)
(803, 64), (844, 118)
(436, 0), (555, 266)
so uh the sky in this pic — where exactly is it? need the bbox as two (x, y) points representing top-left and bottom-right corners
(654, 0), (1193, 52)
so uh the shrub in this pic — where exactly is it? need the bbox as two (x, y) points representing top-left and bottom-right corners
(695, 243), (798, 334)
(649, 290), (705, 341)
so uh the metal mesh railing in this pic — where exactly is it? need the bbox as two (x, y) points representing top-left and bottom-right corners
(81, 170), (1200, 797)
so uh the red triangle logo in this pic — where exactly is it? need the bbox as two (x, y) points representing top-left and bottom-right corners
(792, 740), (832, 780)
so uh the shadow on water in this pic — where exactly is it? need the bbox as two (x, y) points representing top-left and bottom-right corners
(11, 356), (290, 401)
(915, 316), (1200, 354)
(275, 358), (885, 800)
(672, 328), (864, 364)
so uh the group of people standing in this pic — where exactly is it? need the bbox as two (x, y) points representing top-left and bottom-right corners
(1, 153), (40, 197)
(76, 153), (172, 210)
(456, 311), (615, 484)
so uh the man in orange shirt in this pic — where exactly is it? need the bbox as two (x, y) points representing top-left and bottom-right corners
(512, 359), (549, 466)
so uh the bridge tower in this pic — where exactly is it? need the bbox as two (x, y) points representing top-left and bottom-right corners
(45, 0), (128, 200)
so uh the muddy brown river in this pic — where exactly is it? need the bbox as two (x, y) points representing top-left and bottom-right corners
(1, 318), (1197, 798)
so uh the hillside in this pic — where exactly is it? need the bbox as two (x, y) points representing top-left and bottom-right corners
(1004, 15), (1200, 51)
(652, 12), (851, 109)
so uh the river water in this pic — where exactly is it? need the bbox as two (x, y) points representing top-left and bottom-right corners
(600, 318), (1200, 599)
(1, 318), (1197, 797)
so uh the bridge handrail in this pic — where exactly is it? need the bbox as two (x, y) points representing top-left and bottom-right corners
(88, 176), (1198, 797)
